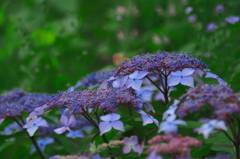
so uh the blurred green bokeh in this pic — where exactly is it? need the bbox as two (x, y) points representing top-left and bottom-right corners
(0, 0), (240, 93)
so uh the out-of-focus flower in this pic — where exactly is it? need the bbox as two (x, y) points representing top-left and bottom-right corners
(30, 137), (54, 154)
(197, 120), (227, 139)
(0, 118), (4, 124)
(137, 110), (159, 126)
(4, 122), (21, 135)
(25, 117), (48, 136)
(147, 151), (162, 159)
(158, 115), (187, 135)
(162, 100), (179, 120)
(206, 22), (216, 32)
(99, 113), (124, 136)
(168, 68), (195, 87)
(215, 5), (224, 13)
(225, 16), (240, 24)
(205, 72), (227, 86)
(188, 14), (197, 22)
(66, 130), (84, 138)
(116, 16), (122, 21)
(185, 7), (193, 14)
(123, 136), (142, 154)
(54, 115), (76, 134)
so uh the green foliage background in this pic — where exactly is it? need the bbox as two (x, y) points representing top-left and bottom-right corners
(0, 0), (240, 158)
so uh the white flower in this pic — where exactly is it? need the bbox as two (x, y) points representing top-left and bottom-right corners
(158, 115), (187, 135)
(205, 72), (227, 86)
(168, 68), (195, 87)
(197, 119), (227, 139)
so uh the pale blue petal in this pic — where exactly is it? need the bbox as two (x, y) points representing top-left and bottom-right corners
(130, 79), (142, 91)
(171, 70), (181, 76)
(151, 117), (159, 126)
(140, 90), (153, 102)
(36, 118), (48, 127)
(182, 68), (195, 76)
(142, 115), (153, 126)
(133, 144), (142, 152)
(162, 108), (176, 120)
(129, 70), (139, 79)
(111, 121), (125, 132)
(0, 118), (4, 124)
(201, 127), (213, 139)
(99, 122), (112, 136)
(54, 127), (67, 134)
(164, 124), (178, 136)
(217, 78), (228, 86)
(137, 110), (147, 116)
(136, 71), (149, 79)
(205, 72), (218, 78)
(195, 68), (204, 77)
(154, 92), (165, 101)
(215, 120), (227, 130)
(130, 136), (138, 145)
(181, 76), (194, 87)
(100, 114), (112, 122)
(147, 151), (162, 159)
(173, 119), (187, 125)
(165, 115), (177, 122)
(110, 113), (121, 121)
(27, 126), (38, 136)
(168, 76), (181, 86)
(120, 75), (129, 86)
(60, 115), (69, 126)
(123, 145), (131, 154)
(112, 79), (121, 87)
(144, 103), (155, 113)
(68, 115), (76, 127)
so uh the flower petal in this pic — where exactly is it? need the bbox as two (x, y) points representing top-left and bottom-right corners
(173, 119), (187, 125)
(123, 145), (131, 154)
(27, 126), (39, 137)
(54, 127), (67, 134)
(68, 115), (76, 127)
(182, 68), (195, 76)
(181, 76), (194, 87)
(142, 115), (153, 126)
(36, 118), (48, 127)
(133, 144), (142, 152)
(168, 76), (181, 86)
(130, 80), (142, 91)
(99, 122), (112, 136)
(110, 113), (121, 121)
(112, 121), (125, 132)
(215, 120), (227, 130)
(100, 114), (112, 122)
(130, 136), (139, 144)
(129, 70), (139, 79)
(171, 70), (181, 76)
(144, 103), (155, 113)
(136, 71), (149, 79)
(60, 115), (69, 126)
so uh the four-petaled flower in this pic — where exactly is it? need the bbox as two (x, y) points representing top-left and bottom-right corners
(168, 68), (195, 87)
(99, 113), (125, 136)
(25, 117), (48, 136)
(158, 115), (187, 135)
(197, 119), (227, 139)
(126, 70), (149, 91)
(123, 136), (142, 154)
(112, 75), (128, 88)
(205, 72), (227, 86)
(162, 100), (179, 120)
(137, 110), (159, 127)
(54, 115), (76, 134)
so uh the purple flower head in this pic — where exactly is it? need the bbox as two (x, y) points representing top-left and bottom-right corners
(66, 130), (84, 138)
(123, 136), (142, 154)
(206, 22), (216, 32)
(46, 88), (143, 113)
(54, 115), (76, 134)
(168, 68), (195, 87)
(205, 72), (227, 86)
(225, 16), (240, 24)
(177, 84), (239, 120)
(185, 7), (193, 14)
(215, 5), (224, 13)
(137, 110), (159, 126)
(114, 52), (207, 77)
(188, 14), (197, 22)
(0, 89), (52, 119)
(99, 113), (124, 136)
(30, 137), (54, 154)
(25, 117), (49, 136)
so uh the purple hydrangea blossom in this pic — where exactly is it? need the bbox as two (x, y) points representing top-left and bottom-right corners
(197, 120), (227, 139)
(137, 110), (159, 126)
(225, 16), (240, 24)
(215, 5), (224, 13)
(123, 136), (142, 154)
(158, 115), (187, 135)
(99, 113), (124, 136)
(185, 7), (193, 14)
(112, 75), (128, 88)
(54, 115), (76, 134)
(168, 68), (195, 87)
(206, 22), (216, 32)
(188, 14), (197, 22)
(125, 70), (149, 91)
(135, 88), (153, 102)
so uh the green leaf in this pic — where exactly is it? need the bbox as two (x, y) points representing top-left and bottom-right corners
(190, 144), (212, 158)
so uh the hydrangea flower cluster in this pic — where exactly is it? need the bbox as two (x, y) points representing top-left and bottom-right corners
(177, 84), (239, 120)
(0, 89), (52, 119)
(46, 88), (143, 113)
(147, 135), (202, 157)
